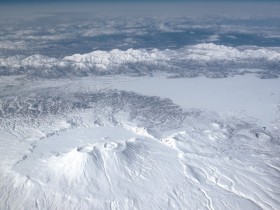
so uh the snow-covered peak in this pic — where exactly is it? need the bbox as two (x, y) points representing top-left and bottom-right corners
(64, 48), (162, 65)
(1, 43), (279, 77)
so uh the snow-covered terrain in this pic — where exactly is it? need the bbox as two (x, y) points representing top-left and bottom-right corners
(0, 74), (279, 210)
(1, 44), (279, 78)
(112, 75), (280, 127)
(0, 2), (280, 210)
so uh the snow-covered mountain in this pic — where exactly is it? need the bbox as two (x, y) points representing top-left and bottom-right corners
(1, 2), (280, 210)
(1, 44), (280, 78)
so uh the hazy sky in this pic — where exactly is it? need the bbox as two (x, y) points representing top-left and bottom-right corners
(1, 0), (280, 2)
(0, 0), (279, 22)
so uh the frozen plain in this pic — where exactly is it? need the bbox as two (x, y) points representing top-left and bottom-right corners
(0, 2), (280, 210)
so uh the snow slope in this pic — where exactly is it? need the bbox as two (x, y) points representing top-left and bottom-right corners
(0, 76), (279, 210)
